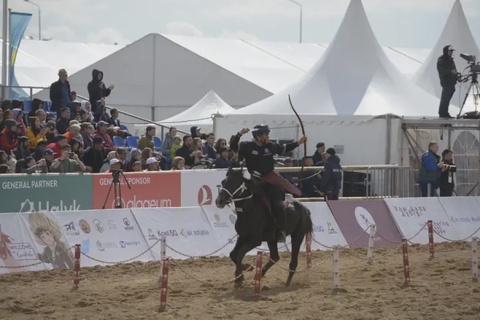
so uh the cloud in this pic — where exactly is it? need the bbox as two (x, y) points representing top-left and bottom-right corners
(42, 26), (76, 41)
(220, 30), (260, 42)
(86, 27), (130, 45)
(164, 21), (204, 37)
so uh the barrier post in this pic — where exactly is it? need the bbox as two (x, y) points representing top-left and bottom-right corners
(333, 245), (340, 290)
(159, 236), (166, 282)
(472, 237), (478, 283)
(401, 239), (410, 286)
(73, 244), (81, 288)
(427, 220), (434, 260)
(159, 258), (170, 312)
(254, 251), (263, 297)
(306, 233), (312, 269)
(367, 224), (376, 265)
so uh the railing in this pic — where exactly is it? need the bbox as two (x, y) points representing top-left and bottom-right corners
(0, 85), (48, 99)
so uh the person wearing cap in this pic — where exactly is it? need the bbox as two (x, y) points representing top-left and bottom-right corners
(41, 148), (56, 172)
(437, 45), (459, 119)
(214, 147), (233, 169)
(131, 160), (142, 172)
(13, 136), (31, 160)
(144, 157), (160, 171)
(312, 142), (326, 166)
(50, 144), (86, 173)
(49, 69), (71, 112)
(82, 136), (107, 173)
(46, 135), (68, 159)
(0, 119), (18, 154)
(94, 121), (114, 151)
(321, 148), (342, 201)
(105, 158), (122, 173)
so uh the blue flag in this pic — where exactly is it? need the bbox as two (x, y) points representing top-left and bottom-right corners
(9, 11), (32, 99)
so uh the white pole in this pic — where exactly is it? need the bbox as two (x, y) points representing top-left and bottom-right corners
(472, 237), (478, 283)
(333, 245), (340, 289)
(367, 224), (376, 264)
(1, 0), (7, 98)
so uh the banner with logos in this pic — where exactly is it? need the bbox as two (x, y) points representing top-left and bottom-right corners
(91, 172), (181, 209)
(131, 207), (220, 260)
(0, 174), (93, 213)
(180, 170), (228, 207)
(438, 197), (480, 241)
(0, 212), (49, 273)
(384, 198), (461, 244)
(327, 200), (403, 247)
(50, 209), (153, 267)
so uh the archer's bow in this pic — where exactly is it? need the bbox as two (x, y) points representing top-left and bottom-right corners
(288, 94), (306, 191)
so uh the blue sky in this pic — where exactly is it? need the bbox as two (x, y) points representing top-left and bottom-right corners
(7, 0), (480, 48)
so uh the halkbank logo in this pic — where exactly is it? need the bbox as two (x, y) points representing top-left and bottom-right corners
(19, 199), (81, 212)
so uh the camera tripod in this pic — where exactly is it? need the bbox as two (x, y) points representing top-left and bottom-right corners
(102, 170), (131, 209)
(457, 73), (480, 118)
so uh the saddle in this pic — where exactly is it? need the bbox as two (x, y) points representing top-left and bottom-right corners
(260, 172), (302, 197)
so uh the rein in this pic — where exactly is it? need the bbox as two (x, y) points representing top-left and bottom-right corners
(220, 182), (253, 203)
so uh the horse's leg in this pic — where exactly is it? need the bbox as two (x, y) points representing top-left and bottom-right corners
(229, 236), (243, 264)
(262, 240), (279, 277)
(286, 231), (304, 286)
(234, 239), (262, 288)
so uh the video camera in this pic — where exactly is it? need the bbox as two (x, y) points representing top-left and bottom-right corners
(460, 53), (480, 73)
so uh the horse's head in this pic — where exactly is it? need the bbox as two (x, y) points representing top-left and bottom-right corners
(215, 167), (251, 209)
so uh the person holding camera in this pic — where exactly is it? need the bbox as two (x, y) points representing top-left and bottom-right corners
(437, 45), (459, 119)
(439, 149), (456, 197)
(50, 144), (86, 173)
(418, 141), (443, 197)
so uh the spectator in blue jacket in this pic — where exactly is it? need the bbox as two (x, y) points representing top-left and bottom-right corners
(214, 147), (233, 168)
(418, 141), (444, 197)
(321, 148), (342, 200)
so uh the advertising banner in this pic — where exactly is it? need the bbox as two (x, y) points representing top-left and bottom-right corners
(50, 209), (153, 267)
(131, 207), (220, 260)
(328, 200), (402, 247)
(0, 174), (93, 213)
(92, 172), (181, 209)
(384, 198), (460, 244)
(438, 197), (480, 241)
(0, 212), (49, 273)
(180, 170), (228, 207)
(303, 202), (348, 250)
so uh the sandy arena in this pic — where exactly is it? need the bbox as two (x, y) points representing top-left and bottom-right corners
(1, 242), (479, 320)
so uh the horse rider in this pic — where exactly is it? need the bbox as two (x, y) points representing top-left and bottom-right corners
(229, 124), (307, 242)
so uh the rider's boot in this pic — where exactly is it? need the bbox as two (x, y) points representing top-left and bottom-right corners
(273, 202), (287, 242)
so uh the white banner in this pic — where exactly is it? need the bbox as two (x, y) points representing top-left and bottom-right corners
(131, 207), (221, 260)
(384, 198), (460, 244)
(0, 212), (49, 273)
(180, 170), (227, 207)
(50, 209), (153, 266)
(303, 202), (348, 250)
(439, 197), (480, 240)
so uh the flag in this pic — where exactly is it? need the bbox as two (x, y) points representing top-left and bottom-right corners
(9, 11), (32, 99)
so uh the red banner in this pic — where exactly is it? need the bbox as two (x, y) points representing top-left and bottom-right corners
(92, 172), (181, 209)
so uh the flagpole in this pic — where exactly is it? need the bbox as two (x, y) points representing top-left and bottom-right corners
(1, 0), (7, 99)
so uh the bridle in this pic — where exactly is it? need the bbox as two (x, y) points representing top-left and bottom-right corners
(220, 181), (253, 203)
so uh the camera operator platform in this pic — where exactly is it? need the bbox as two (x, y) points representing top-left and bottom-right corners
(102, 159), (131, 209)
(456, 52), (480, 119)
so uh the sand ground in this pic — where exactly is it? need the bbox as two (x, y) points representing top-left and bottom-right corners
(0, 242), (479, 320)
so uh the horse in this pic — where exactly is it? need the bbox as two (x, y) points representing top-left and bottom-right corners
(215, 167), (313, 287)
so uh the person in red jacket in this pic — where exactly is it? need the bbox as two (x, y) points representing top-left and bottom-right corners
(0, 120), (19, 154)
(46, 135), (68, 159)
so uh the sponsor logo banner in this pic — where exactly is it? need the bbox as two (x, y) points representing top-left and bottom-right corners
(92, 172), (181, 209)
(328, 200), (402, 247)
(181, 170), (227, 207)
(385, 198), (461, 244)
(439, 197), (480, 240)
(0, 175), (92, 213)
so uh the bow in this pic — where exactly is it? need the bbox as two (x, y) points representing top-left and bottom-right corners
(288, 94), (306, 191)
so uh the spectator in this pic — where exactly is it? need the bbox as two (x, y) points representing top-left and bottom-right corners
(22, 156), (45, 174)
(14, 159), (26, 173)
(160, 127), (177, 163)
(46, 135), (68, 159)
(439, 149), (456, 197)
(70, 102), (85, 122)
(94, 121), (113, 151)
(107, 108), (121, 127)
(130, 160), (142, 172)
(176, 135), (195, 168)
(140, 147), (153, 170)
(69, 138), (84, 158)
(1, 99), (12, 111)
(13, 136), (31, 160)
(321, 148), (342, 200)
(0, 149), (15, 173)
(214, 147), (233, 169)
(312, 142), (326, 166)
(138, 126), (155, 150)
(0, 120), (19, 154)
(94, 98), (109, 123)
(80, 123), (94, 149)
(116, 147), (128, 168)
(279, 158), (296, 183)
(127, 148), (142, 172)
(418, 141), (443, 197)
(0, 164), (8, 174)
(0, 109), (13, 132)
(144, 157), (160, 171)
(203, 133), (216, 160)
(56, 107), (71, 134)
(192, 137), (205, 165)
(190, 126), (207, 140)
(44, 121), (58, 144)
(214, 139), (227, 158)
(100, 150), (119, 173)
(88, 69), (114, 115)
(40, 148), (56, 172)
(28, 98), (43, 118)
(64, 124), (82, 144)
(49, 69), (71, 112)
(81, 101), (94, 123)
(34, 109), (47, 127)
(26, 116), (47, 151)
(171, 136), (182, 158)
(105, 158), (121, 173)
(171, 156), (185, 170)
(31, 140), (48, 161)
(12, 109), (26, 136)
(83, 137), (107, 173)
(50, 144), (86, 173)
(299, 157), (322, 198)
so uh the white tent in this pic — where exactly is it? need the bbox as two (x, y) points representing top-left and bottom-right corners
(156, 90), (235, 133)
(227, 0), (448, 117)
(414, 0), (480, 111)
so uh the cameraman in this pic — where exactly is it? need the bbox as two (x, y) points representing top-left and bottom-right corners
(437, 45), (458, 118)
(439, 149), (456, 197)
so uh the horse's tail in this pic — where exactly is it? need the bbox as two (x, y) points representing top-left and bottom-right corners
(293, 201), (313, 238)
